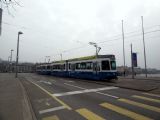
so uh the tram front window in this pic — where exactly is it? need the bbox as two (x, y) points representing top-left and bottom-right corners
(102, 60), (110, 70)
(111, 61), (116, 70)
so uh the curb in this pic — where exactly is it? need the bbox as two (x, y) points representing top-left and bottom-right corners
(18, 78), (37, 120)
(66, 78), (158, 92)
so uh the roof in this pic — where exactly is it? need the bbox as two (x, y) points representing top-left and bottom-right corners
(40, 54), (115, 65)
(68, 54), (115, 62)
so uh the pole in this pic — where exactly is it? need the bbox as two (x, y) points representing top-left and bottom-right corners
(8, 56), (10, 72)
(15, 34), (20, 77)
(15, 32), (23, 78)
(95, 45), (98, 59)
(60, 54), (62, 61)
(10, 49), (13, 72)
(122, 20), (126, 76)
(141, 16), (147, 78)
(131, 44), (134, 79)
(45, 57), (46, 63)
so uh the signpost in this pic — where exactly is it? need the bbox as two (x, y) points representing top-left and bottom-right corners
(131, 44), (138, 79)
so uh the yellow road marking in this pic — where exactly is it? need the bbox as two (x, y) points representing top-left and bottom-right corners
(142, 93), (160, 98)
(29, 80), (72, 110)
(42, 115), (59, 120)
(133, 95), (160, 103)
(119, 98), (160, 113)
(100, 103), (153, 120)
(76, 108), (105, 120)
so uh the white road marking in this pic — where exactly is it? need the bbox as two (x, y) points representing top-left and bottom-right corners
(53, 86), (118, 97)
(143, 92), (160, 98)
(38, 80), (52, 85)
(64, 83), (85, 89)
(64, 83), (119, 99)
(96, 92), (119, 99)
(66, 80), (75, 83)
(39, 106), (66, 114)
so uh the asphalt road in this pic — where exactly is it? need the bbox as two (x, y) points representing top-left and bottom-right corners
(20, 73), (160, 120)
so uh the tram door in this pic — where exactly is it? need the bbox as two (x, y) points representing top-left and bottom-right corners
(93, 62), (97, 75)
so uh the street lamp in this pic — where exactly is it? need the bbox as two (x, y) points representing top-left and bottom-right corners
(15, 31), (23, 78)
(10, 49), (14, 63)
(89, 42), (101, 58)
(10, 49), (14, 72)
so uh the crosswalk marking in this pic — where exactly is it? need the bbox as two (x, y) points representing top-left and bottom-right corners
(42, 115), (60, 120)
(119, 98), (160, 113)
(142, 93), (160, 98)
(76, 108), (105, 120)
(132, 95), (160, 103)
(100, 102), (153, 120)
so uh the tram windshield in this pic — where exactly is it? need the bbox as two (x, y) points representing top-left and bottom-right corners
(102, 60), (110, 70)
(111, 61), (116, 70)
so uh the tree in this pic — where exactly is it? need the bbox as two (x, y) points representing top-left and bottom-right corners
(0, 0), (22, 16)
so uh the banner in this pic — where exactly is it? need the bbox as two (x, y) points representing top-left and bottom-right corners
(132, 53), (137, 67)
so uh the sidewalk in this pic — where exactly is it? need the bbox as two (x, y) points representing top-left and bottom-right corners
(106, 76), (160, 94)
(0, 73), (34, 120)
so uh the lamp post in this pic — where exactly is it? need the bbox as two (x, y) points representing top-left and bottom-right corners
(15, 31), (23, 78)
(10, 49), (14, 63)
(10, 49), (14, 72)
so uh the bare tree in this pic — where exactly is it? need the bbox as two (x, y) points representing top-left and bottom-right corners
(0, 0), (23, 16)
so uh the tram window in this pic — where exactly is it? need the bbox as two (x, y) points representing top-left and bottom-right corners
(52, 65), (55, 69)
(76, 63), (81, 69)
(111, 61), (116, 70)
(86, 62), (92, 69)
(42, 66), (46, 69)
(47, 66), (50, 69)
(71, 64), (75, 70)
(60, 64), (65, 70)
(69, 63), (71, 69)
(81, 62), (86, 69)
(102, 60), (110, 70)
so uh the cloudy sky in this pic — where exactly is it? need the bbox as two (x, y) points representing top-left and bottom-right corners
(0, 0), (160, 69)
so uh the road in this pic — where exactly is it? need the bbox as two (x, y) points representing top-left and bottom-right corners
(20, 73), (160, 120)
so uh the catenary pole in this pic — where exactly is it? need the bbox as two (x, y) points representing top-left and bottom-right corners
(131, 44), (134, 79)
(141, 16), (147, 78)
(122, 20), (126, 76)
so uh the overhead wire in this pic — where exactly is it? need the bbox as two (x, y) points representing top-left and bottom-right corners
(2, 21), (160, 61)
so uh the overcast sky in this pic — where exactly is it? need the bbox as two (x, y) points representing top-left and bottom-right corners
(0, 0), (160, 69)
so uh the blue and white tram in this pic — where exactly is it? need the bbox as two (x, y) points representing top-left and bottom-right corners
(36, 64), (51, 75)
(36, 55), (117, 80)
(50, 61), (68, 77)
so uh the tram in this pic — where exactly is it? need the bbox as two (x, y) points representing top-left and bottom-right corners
(36, 55), (117, 80)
